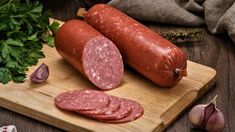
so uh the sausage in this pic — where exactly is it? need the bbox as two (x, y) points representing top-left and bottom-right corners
(55, 20), (124, 90)
(84, 4), (187, 87)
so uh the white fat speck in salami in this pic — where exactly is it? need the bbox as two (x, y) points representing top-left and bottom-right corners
(79, 95), (120, 116)
(82, 36), (124, 90)
(102, 99), (144, 123)
(55, 90), (110, 111)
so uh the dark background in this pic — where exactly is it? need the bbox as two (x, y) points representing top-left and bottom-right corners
(1, 0), (235, 131)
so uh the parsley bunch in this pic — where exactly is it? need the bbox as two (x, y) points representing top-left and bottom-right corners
(0, 0), (59, 84)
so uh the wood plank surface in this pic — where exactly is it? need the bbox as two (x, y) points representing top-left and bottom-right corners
(0, 39), (216, 132)
(1, 1), (235, 132)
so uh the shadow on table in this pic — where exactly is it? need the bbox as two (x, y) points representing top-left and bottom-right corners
(190, 128), (207, 132)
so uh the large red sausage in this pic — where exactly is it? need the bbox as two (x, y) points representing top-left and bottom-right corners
(55, 20), (124, 90)
(83, 4), (187, 87)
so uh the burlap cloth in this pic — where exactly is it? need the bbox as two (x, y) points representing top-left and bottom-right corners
(108, 0), (235, 43)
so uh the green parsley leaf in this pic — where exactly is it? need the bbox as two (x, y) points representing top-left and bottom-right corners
(0, 68), (11, 84)
(4, 38), (24, 46)
(49, 21), (60, 34)
(41, 33), (55, 47)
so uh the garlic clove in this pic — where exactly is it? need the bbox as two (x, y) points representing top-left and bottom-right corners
(30, 63), (49, 83)
(188, 104), (206, 126)
(206, 109), (225, 132)
(202, 103), (216, 127)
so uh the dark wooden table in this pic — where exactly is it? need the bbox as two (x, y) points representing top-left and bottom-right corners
(1, 0), (235, 132)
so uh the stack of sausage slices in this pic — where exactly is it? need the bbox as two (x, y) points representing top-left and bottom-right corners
(55, 90), (143, 123)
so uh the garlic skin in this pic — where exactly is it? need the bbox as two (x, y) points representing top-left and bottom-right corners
(188, 104), (206, 126)
(188, 97), (225, 132)
(206, 109), (225, 132)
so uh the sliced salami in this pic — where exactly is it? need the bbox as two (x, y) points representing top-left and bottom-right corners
(82, 36), (124, 90)
(79, 95), (120, 115)
(102, 99), (144, 123)
(55, 89), (144, 123)
(55, 90), (109, 111)
(92, 98), (132, 120)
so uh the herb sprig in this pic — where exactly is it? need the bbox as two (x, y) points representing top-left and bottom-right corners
(161, 30), (203, 44)
(0, 0), (59, 84)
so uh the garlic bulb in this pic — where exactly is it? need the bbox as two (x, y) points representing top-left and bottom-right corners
(188, 96), (225, 132)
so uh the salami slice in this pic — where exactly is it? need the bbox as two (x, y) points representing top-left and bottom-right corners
(55, 90), (110, 111)
(82, 36), (124, 90)
(102, 99), (144, 123)
(79, 95), (120, 115)
(91, 98), (132, 120)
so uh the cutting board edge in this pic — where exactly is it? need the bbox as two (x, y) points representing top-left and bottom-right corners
(0, 97), (91, 132)
(156, 69), (217, 132)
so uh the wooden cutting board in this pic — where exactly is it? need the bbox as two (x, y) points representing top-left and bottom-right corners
(0, 20), (216, 132)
